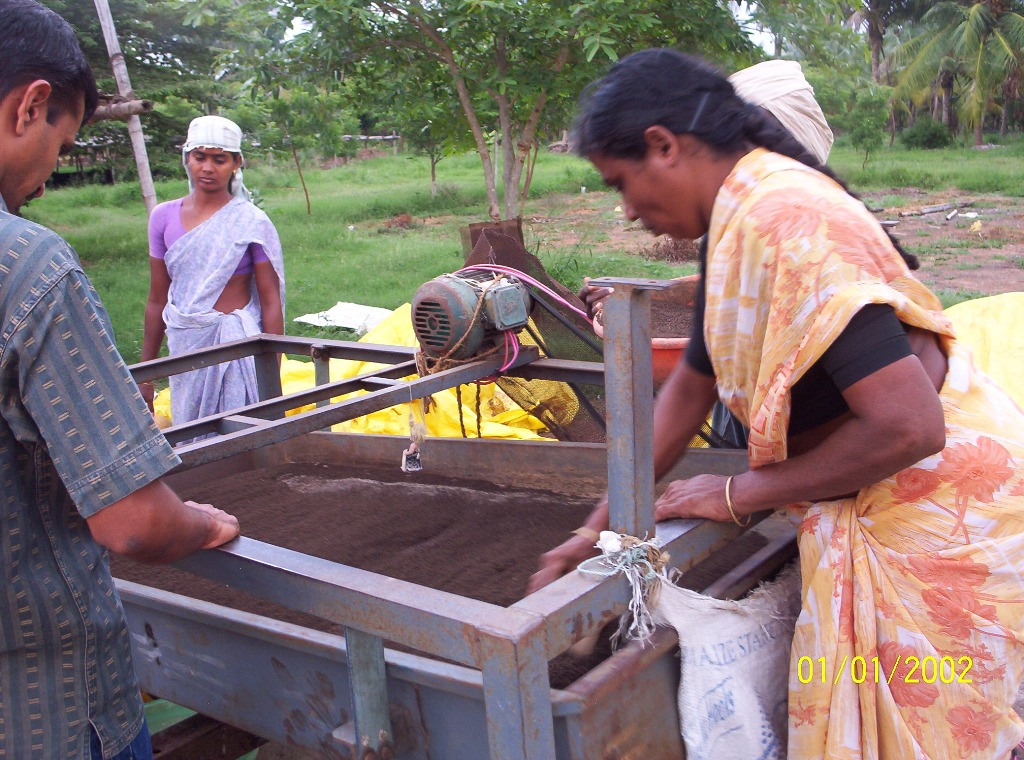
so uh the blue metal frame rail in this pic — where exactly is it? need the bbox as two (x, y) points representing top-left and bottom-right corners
(124, 278), (761, 759)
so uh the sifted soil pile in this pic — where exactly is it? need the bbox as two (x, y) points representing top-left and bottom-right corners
(110, 462), (609, 687)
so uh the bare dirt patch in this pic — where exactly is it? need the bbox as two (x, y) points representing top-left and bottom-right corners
(523, 189), (1024, 298)
(861, 189), (1024, 297)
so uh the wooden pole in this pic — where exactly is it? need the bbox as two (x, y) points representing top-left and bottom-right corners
(89, 98), (153, 123)
(93, 0), (157, 214)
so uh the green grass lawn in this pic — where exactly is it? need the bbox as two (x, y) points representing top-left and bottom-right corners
(23, 141), (1023, 361)
(828, 135), (1024, 196)
(28, 151), (684, 362)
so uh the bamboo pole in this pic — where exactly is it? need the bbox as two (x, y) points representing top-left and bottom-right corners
(93, 0), (157, 214)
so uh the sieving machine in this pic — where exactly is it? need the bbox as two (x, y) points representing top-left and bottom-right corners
(120, 276), (798, 759)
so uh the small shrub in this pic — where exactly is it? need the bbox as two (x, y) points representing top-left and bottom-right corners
(848, 85), (890, 167)
(640, 236), (701, 263)
(900, 118), (953, 150)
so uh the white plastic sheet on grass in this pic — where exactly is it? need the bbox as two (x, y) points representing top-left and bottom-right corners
(293, 301), (394, 334)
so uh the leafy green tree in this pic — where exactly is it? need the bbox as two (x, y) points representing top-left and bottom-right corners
(847, 84), (891, 165)
(381, 61), (472, 197)
(894, 1), (1024, 145)
(185, 0), (755, 220)
(40, 0), (239, 179)
(743, 0), (860, 69)
(847, 1), (931, 83)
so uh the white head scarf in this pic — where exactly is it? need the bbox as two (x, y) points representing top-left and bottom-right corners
(182, 115), (251, 200)
(729, 60), (834, 165)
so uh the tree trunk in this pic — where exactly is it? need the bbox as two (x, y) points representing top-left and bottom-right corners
(868, 23), (884, 84)
(430, 155), (438, 198)
(974, 120), (983, 146)
(942, 85), (953, 128)
(446, 65), (499, 218)
(93, 0), (157, 214)
(1000, 102), (1009, 136)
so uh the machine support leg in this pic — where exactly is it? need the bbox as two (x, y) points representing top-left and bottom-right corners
(312, 344), (332, 410)
(600, 284), (656, 539)
(479, 620), (555, 760)
(344, 628), (394, 757)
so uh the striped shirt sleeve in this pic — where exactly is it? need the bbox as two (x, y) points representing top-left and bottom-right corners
(9, 267), (179, 517)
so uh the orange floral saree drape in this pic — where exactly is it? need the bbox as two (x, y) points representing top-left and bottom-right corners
(704, 149), (1024, 759)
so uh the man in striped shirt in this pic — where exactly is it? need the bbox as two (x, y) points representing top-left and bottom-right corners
(0, 3), (241, 758)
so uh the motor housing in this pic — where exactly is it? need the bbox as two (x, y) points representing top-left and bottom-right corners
(412, 271), (531, 359)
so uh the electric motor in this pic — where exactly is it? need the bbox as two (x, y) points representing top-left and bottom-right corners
(412, 271), (531, 359)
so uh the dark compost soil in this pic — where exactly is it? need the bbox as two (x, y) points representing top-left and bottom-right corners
(650, 292), (695, 339)
(110, 462), (611, 688)
(596, 287), (696, 340)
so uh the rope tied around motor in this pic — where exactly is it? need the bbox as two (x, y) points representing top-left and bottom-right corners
(578, 532), (673, 648)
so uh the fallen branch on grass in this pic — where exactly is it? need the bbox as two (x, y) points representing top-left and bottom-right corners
(899, 201), (975, 218)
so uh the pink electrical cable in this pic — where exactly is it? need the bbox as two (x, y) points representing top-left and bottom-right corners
(456, 264), (592, 323)
(499, 329), (520, 372)
(453, 264), (550, 380)
(475, 329), (519, 385)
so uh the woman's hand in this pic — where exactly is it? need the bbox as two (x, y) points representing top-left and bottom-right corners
(528, 497), (610, 593)
(654, 474), (733, 522)
(528, 534), (600, 593)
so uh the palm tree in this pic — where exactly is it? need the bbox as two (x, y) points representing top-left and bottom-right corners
(894, 1), (1024, 145)
(852, 0), (932, 83)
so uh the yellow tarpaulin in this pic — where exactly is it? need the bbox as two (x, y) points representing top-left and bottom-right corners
(154, 304), (549, 440)
(945, 291), (1024, 407)
(153, 294), (1024, 438)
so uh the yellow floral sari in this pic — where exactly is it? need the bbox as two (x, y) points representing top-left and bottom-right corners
(705, 149), (1024, 759)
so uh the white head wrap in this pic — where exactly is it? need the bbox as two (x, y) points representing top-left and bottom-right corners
(182, 115), (251, 200)
(729, 60), (834, 165)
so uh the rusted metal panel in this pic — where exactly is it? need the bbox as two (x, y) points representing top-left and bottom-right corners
(569, 630), (685, 760)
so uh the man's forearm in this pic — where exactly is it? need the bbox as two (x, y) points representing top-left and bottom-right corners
(87, 480), (231, 563)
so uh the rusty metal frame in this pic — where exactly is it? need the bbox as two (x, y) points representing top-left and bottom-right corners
(122, 278), (772, 759)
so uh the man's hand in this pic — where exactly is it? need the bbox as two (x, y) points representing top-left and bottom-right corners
(88, 481), (241, 564)
(184, 500), (240, 548)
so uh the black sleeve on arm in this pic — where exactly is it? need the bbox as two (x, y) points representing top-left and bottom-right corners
(819, 303), (913, 390)
(683, 240), (715, 376)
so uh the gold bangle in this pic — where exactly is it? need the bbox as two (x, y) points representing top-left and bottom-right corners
(725, 475), (750, 526)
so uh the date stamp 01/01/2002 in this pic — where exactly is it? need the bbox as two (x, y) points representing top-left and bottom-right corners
(795, 654), (974, 686)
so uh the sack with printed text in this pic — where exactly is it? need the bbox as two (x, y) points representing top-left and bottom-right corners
(652, 563), (801, 760)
